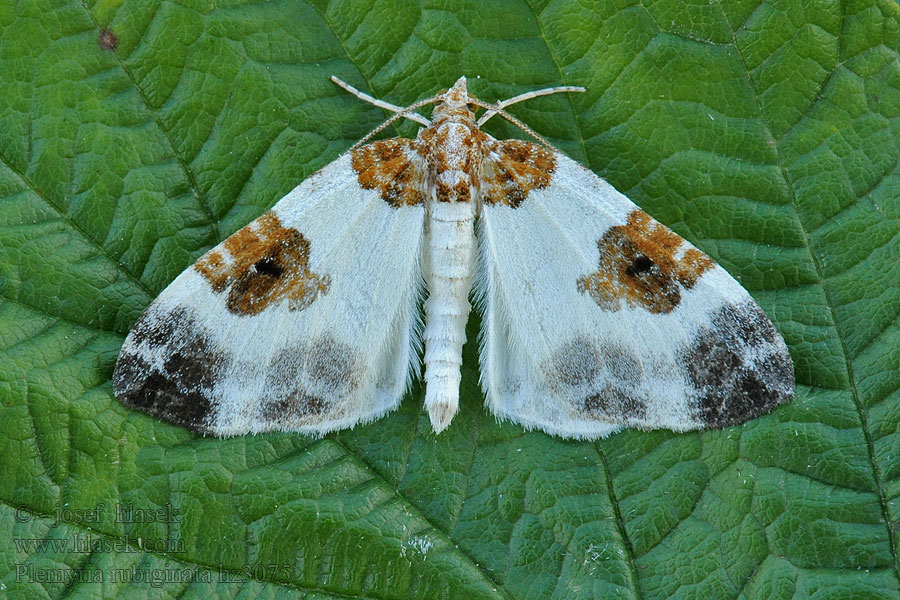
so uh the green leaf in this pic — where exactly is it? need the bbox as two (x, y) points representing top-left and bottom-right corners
(2, 0), (900, 598)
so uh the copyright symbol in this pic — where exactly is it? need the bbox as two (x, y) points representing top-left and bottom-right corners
(13, 506), (31, 523)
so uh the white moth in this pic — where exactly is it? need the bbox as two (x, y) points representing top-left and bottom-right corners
(113, 76), (794, 439)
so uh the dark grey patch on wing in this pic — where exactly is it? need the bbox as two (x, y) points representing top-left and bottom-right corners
(602, 345), (642, 388)
(113, 306), (226, 434)
(585, 386), (647, 419)
(544, 336), (647, 421)
(259, 336), (361, 424)
(259, 388), (329, 423)
(680, 301), (794, 427)
(125, 304), (182, 348)
(550, 339), (602, 387)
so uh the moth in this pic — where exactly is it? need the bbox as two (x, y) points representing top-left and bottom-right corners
(113, 76), (794, 439)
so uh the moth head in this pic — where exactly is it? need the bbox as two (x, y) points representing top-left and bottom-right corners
(431, 76), (475, 124)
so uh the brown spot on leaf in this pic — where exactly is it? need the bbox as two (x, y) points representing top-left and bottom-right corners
(98, 29), (118, 50)
(352, 138), (426, 207)
(195, 211), (330, 316)
(577, 210), (715, 313)
(482, 140), (555, 207)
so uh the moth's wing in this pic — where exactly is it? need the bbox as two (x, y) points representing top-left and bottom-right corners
(476, 140), (794, 439)
(114, 139), (427, 436)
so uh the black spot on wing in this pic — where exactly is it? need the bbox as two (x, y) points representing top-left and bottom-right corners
(253, 257), (284, 278)
(625, 254), (654, 278)
(681, 301), (794, 427)
(113, 307), (225, 434)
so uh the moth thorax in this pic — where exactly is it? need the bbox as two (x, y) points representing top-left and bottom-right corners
(430, 122), (481, 171)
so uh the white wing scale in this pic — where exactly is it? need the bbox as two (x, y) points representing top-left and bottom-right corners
(476, 150), (793, 439)
(115, 77), (794, 440)
(114, 153), (425, 435)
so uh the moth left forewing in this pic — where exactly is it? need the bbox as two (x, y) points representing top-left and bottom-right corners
(476, 145), (794, 439)
(114, 148), (427, 436)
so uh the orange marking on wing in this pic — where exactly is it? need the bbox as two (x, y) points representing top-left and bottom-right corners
(194, 251), (226, 291)
(453, 179), (471, 203)
(482, 140), (556, 207)
(352, 138), (426, 207)
(435, 182), (451, 203)
(195, 212), (330, 316)
(577, 210), (715, 314)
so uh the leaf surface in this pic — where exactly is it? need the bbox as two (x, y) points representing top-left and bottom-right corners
(2, 0), (900, 598)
